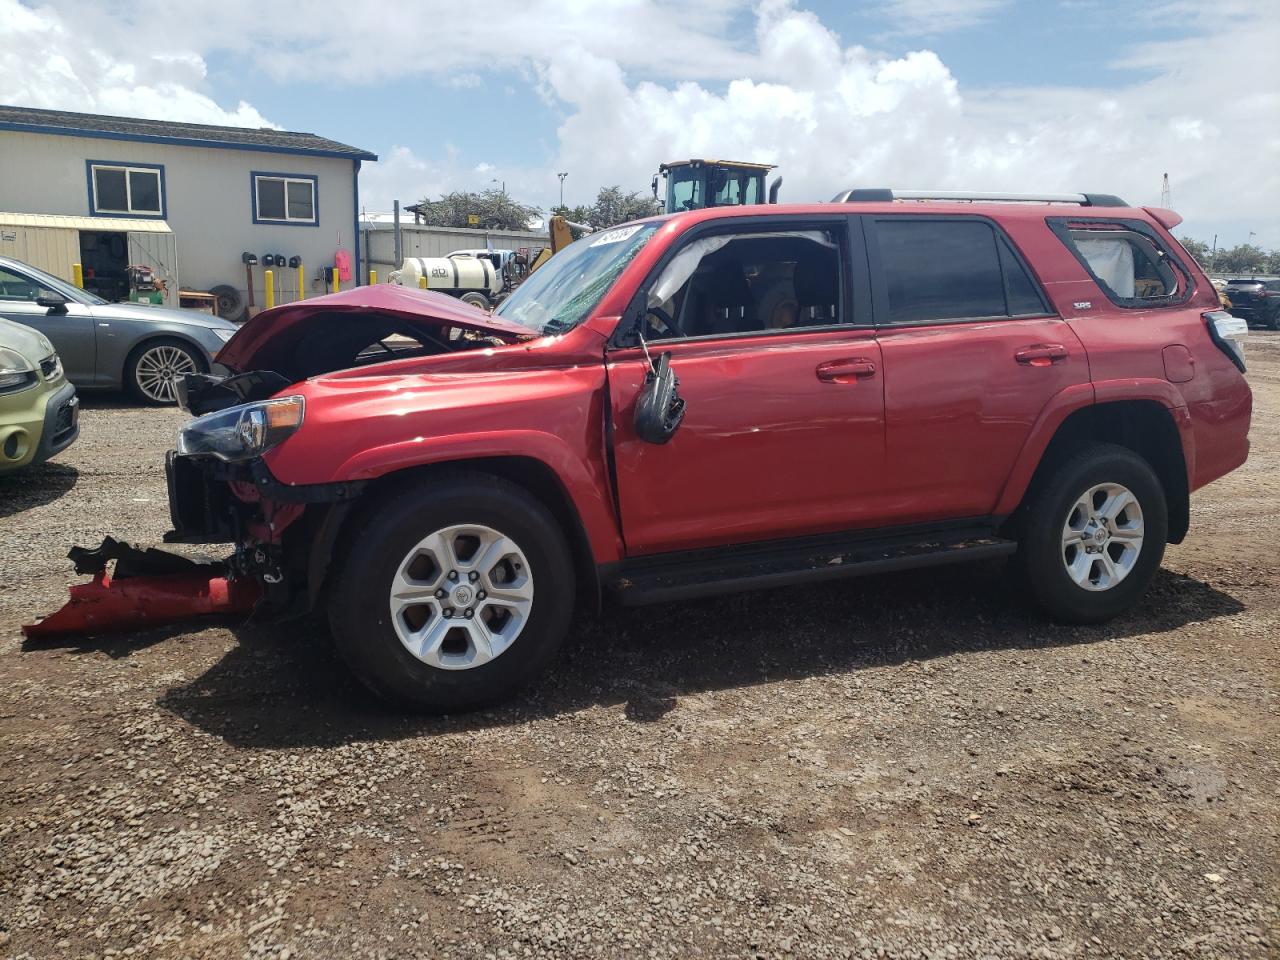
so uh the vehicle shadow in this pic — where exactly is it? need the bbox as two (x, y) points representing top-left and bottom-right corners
(155, 562), (1245, 750)
(0, 461), (79, 519)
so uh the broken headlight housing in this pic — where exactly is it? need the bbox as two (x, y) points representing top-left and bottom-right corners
(177, 395), (305, 462)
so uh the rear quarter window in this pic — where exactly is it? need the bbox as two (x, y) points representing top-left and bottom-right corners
(1049, 218), (1193, 309)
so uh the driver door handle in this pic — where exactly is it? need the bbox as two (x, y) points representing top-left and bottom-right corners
(816, 358), (877, 382)
(1015, 343), (1068, 366)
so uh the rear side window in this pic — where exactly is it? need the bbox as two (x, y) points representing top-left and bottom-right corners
(872, 218), (1048, 324)
(1050, 219), (1192, 308)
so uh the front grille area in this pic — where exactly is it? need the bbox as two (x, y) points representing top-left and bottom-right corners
(51, 397), (77, 443)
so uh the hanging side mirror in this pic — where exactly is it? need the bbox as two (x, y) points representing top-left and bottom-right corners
(633, 351), (685, 445)
(35, 289), (69, 312)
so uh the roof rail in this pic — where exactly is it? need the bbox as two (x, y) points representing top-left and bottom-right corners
(831, 189), (1128, 207)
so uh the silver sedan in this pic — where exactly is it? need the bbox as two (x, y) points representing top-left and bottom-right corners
(0, 255), (238, 404)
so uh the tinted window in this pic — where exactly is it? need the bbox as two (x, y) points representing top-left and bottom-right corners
(128, 170), (161, 213)
(1000, 240), (1046, 315)
(94, 168), (128, 211)
(876, 220), (1007, 323)
(0, 266), (40, 301)
(286, 181), (314, 220)
(257, 179), (287, 220)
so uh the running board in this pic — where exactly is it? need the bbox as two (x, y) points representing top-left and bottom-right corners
(606, 526), (1017, 606)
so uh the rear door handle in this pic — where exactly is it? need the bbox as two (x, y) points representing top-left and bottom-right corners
(1015, 343), (1069, 366)
(816, 358), (877, 382)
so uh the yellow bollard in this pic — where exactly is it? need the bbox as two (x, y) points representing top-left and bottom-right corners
(264, 269), (274, 309)
(418, 275), (427, 290)
(72, 263), (84, 288)
(331, 268), (339, 294)
(369, 269), (377, 285)
(297, 262), (305, 300)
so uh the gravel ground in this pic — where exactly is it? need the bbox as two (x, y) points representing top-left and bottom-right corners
(1, 335), (1278, 960)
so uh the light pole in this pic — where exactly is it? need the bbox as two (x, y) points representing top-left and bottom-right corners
(491, 178), (505, 194)
(557, 171), (568, 208)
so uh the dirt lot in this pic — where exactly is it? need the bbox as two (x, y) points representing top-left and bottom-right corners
(1, 336), (1277, 960)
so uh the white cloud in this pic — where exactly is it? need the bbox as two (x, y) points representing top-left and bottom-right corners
(0, 0), (274, 127)
(0, 0), (1276, 247)
(879, 0), (1012, 34)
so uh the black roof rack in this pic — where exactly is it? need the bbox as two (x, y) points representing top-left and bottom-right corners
(831, 189), (1128, 207)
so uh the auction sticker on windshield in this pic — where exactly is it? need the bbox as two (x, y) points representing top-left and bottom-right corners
(590, 225), (644, 247)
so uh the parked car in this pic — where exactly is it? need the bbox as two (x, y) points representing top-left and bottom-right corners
(1223, 278), (1280, 329)
(0, 256), (239, 404)
(161, 191), (1251, 710)
(0, 316), (78, 472)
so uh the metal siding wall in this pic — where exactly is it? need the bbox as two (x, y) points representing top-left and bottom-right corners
(0, 226), (80, 281)
(127, 232), (180, 305)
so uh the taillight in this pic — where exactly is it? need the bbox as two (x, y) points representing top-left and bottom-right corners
(1205, 311), (1247, 372)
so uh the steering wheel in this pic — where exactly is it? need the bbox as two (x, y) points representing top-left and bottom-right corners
(645, 306), (679, 339)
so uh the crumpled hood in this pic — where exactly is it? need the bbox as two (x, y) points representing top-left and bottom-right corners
(215, 284), (533, 373)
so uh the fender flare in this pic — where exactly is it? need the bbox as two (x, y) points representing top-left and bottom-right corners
(993, 379), (1194, 517)
(334, 429), (623, 564)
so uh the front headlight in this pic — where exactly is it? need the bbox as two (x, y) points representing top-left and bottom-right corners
(0, 347), (36, 394)
(211, 328), (236, 343)
(177, 395), (305, 461)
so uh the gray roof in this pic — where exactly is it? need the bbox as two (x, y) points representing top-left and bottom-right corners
(0, 104), (377, 161)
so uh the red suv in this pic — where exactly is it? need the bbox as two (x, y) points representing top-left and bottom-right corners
(166, 190), (1252, 710)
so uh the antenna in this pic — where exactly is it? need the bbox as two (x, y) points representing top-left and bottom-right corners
(1160, 173), (1171, 208)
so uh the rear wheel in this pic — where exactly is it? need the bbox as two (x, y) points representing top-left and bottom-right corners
(1015, 443), (1167, 624)
(125, 338), (205, 405)
(460, 292), (491, 310)
(327, 472), (575, 711)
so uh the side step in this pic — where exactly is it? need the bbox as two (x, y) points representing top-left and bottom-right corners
(607, 526), (1017, 606)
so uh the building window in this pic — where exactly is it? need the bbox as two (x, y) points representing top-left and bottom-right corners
(88, 162), (165, 217)
(252, 173), (318, 225)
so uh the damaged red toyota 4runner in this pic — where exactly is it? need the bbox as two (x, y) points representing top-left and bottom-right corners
(29, 190), (1253, 711)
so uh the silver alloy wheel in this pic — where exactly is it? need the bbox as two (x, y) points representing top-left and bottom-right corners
(389, 523), (534, 670)
(1061, 482), (1145, 592)
(135, 344), (197, 403)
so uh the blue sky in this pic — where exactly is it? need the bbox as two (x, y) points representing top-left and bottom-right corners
(3, 0), (1277, 246)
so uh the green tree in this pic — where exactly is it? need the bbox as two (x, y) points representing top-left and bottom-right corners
(1216, 244), (1268, 275)
(411, 188), (541, 231)
(553, 186), (659, 229)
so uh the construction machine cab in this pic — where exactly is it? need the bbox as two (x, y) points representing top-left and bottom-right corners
(653, 160), (780, 213)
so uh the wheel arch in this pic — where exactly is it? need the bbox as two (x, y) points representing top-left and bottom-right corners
(1008, 400), (1191, 544)
(310, 455), (604, 613)
(121, 330), (213, 383)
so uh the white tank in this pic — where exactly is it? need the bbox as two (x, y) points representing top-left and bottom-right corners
(393, 256), (499, 296)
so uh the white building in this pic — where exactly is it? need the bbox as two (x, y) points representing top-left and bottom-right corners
(0, 104), (376, 320)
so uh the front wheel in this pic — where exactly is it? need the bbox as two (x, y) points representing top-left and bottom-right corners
(125, 338), (205, 405)
(459, 292), (491, 310)
(1015, 443), (1167, 624)
(327, 472), (575, 711)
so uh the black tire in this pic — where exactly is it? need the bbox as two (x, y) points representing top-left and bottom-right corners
(124, 337), (206, 405)
(460, 292), (491, 310)
(1015, 443), (1167, 624)
(327, 471), (575, 711)
(209, 284), (247, 324)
